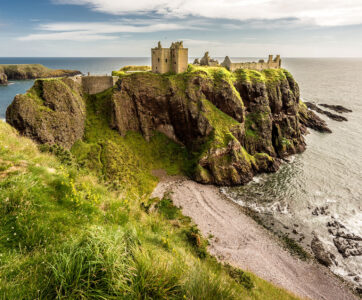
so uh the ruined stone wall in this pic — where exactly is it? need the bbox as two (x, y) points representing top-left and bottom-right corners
(81, 76), (118, 95)
(222, 55), (281, 71)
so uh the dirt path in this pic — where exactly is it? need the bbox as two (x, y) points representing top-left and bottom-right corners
(151, 175), (356, 300)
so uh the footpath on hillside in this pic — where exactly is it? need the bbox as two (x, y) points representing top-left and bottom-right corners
(151, 174), (357, 300)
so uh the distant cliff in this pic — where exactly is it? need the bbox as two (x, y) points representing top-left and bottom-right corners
(0, 64), (81, 80)
(0, 72), (7, 85)
(6, 65), (329, 186)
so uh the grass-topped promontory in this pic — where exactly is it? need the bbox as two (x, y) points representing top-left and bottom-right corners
(1, 64), (306, 299)
(0, 100), (300, 299)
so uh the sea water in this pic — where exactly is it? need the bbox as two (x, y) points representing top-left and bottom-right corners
(0, 57), (361, 285)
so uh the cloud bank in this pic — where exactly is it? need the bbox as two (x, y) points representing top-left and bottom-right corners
(53, 0), (362, 26)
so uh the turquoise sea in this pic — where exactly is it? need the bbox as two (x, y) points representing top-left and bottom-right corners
(0, 57), (361, 285)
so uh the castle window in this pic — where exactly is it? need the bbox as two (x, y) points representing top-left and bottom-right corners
(165, 58), (168, 63)
(158, 58), (160, 62)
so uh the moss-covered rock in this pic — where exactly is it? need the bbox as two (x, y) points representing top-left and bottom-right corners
(6, 66), (330, 186)
(6, 78), (85, 148)
(110, 67), (308, 185)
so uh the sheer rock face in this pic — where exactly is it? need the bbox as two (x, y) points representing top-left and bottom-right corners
(0, 73), (8, 85)
(6, 78), (85, 149)
(111, 70), (319, 185)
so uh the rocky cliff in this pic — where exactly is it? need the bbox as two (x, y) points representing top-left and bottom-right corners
(0, 64), (81, 80)
(6, 78), (85, 148)
(6, 65), (329, 185)
(0, 72), (8, 85)
(110, 67), (328, 185)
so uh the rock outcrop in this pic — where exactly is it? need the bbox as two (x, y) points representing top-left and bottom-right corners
(110, 67), (327, 185)
(0, 64), (81, 80)
(311, 236), (334, 267)
(298, 101), (332, 133)
(7, 66), (330, 185)
(305, 102), (348, 122)
(0, 73), (8, 85)
(319, 104), (352, 114)
(6, 78), (85, 149)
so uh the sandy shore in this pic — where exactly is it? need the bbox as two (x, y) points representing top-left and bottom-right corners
(151, 175), (356, 300)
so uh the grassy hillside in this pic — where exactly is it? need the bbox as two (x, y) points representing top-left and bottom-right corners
(0, 116), (300, 299)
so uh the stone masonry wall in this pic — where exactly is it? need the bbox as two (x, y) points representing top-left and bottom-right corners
(221, 55), (281, 72)
(81, 76), (118, 95)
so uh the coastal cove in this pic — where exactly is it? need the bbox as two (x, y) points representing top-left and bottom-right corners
(1, 57), (361, 297)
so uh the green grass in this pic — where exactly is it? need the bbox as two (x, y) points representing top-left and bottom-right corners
(0, 75), (301, 299)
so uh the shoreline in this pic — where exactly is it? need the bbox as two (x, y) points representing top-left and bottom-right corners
(151, 174), (357, 300)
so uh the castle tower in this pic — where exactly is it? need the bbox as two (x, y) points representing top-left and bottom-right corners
(152, 41), (188, 74)
(274, 55), (281, 67)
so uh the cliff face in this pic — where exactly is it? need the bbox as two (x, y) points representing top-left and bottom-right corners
(111, 67), (326, 185)
(0, 73), (8, 85)
(6, 78), (85, 149)
(0, 64), (81, 80)
(6, 66), (329, 185)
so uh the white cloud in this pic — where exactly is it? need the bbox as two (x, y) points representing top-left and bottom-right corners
(18, 31), (118, 41)
(53, 0), (362, 26)
(17, 21), (188, 41)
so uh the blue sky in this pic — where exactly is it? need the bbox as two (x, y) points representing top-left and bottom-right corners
(1, 0), (362, 57)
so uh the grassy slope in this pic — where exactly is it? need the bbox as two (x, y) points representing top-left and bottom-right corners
(0, 67), (300, 299)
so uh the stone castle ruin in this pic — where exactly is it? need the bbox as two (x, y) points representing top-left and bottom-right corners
(151, 41), (188, 74)
(71, 42), (282, 95)
(221, 55), (281, 72)
(71, 74), (118, 95)
(194, 52), (219, 67)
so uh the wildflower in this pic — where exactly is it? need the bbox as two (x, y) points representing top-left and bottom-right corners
(14, 233), (16, 236)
